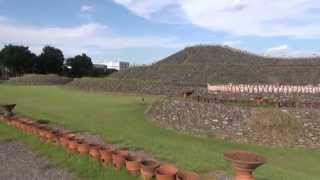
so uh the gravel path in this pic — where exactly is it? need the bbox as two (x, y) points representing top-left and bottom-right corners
(0, 140), (73, 180)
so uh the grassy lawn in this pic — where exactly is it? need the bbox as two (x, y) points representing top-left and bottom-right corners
(0, 85), (319, 180)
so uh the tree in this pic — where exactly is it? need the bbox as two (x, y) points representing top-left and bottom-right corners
(36, 46), (64, 74)
(0, 44), (36, 74)
(66, 53), (93, 77)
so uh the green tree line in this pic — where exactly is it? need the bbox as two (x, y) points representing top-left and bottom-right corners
(0, 44), (93, 77)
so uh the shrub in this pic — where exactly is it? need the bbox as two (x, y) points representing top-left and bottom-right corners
(5, 74), (72, 85)
(248, 108), (301, 146)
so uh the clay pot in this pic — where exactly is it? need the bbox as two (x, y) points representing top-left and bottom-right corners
(177, 171), (200, 180)
(59, 136), (71, 148)
(125, 155), (141, 176)
(140, 160), (160, 180)
(89, 144), (101, 160)
(6, 117), (17, 127)
(45, 130), (55, 142)
(77, 141), (90, 155)
(0, 115), (7, 123)
(68, 139), (81, 153)
(40, 126), (49, 136)
(1, 104), (16, 117)
(24, 121), (34, 134)
(112, 149), (129, 170)
(155, 164), (178, 180)
(19, 120), (27, 131)
(141, 168), (154, 180)
(13, 118), (22, 129)
(224, 150), (266, 180)
(19, 118), (36, 134)
(39, 127), (49, 139)
(99, 147), (115, 166)
(50, 130), (62, 144)
(31, 125), (38, 135)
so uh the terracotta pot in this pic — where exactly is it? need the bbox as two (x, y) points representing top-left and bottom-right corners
(177, 171), (200, 180)
(6, 117), (16, 126)
(65, 133), (76, 139)
(112, 149), (129, 170)
(68, 139), (80, 153)
(11, 119), (18, 128)
(14, 119), (23, 129)
(155, 164), (178, 180)
(224, 150), (266, 180)
(39, 127), (49, 139)
(140, 160), (160, 180)
(89, 144), (101, 160)
(18, 118), (36, 134)
(50, 130), (62, 144)
(0, 115), (7, 123)
(35, 125), (46, 137)
(32, 124), (40, 135)
(1, 104), (16, 117)
(19, 120), (27, 131)
(59, 136), (71, 148)
(77, 141), (90, 155)
(125, 155), (141, 176)
(141, 167), (154, 180)
(24, 121), (34, 134)
(99, 147), (115, 166)
(45, 130), (55, 142)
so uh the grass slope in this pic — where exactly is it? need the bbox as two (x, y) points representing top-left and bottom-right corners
(0, 85), (319, 180)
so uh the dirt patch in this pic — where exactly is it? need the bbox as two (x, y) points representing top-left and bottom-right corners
(0, 140), (74, 180)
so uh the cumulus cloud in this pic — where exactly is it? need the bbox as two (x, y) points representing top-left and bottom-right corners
(266, 44), (289, 53)
(222, 40), (241, 46)
(113, 0), (320, 37)
(265, 44), (318, 57)
(0, 20), (177, 57)
(81, 5), (95, 13)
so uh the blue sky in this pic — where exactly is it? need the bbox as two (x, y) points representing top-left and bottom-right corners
(0, 0), (320, 64)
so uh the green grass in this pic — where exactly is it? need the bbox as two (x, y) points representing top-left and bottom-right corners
(0, 85), (320, 180)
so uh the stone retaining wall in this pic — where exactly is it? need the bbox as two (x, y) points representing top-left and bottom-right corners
(148, 98), (320, 148)
(67, 78), (202, 96)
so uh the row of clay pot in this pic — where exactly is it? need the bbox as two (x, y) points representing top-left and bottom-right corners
(1, 116), (200, 180)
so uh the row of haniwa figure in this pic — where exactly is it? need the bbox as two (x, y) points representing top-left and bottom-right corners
(208, 84), (320, 94)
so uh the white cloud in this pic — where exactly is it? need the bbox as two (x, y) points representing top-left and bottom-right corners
(0, 20), (177, 58)
(113, 0), (320, 37)
(81, 5), (95, 13)
(113, 0), (178, 19)
(265, 44), (318, 57)
(222, 40), (241, 46)
(0, 16), (8, 22)
(266, 44), (289, 53)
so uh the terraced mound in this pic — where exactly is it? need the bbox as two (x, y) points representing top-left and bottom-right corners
(111, 45), (320, 85)
(6, 74), (73, 85)
(67, 78), (199, 96)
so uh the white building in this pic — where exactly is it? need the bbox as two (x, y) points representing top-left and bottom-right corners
(104, 61), (130, 71)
